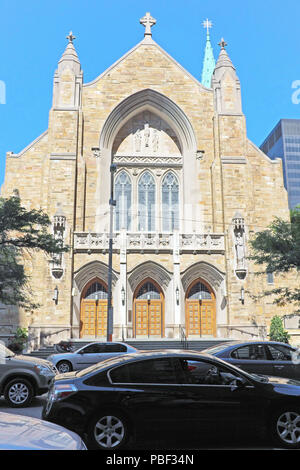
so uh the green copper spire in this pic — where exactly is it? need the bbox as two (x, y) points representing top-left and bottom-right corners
(201, 19), (215, 88)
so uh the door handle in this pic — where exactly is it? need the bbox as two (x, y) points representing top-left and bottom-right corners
(274, 365), (284, 369)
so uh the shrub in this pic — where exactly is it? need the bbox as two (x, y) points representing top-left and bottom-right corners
(269, 315), (290, 344)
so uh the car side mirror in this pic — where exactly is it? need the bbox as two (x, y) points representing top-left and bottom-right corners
(79, 350), (85, 355)
(231, 377), (245, 391)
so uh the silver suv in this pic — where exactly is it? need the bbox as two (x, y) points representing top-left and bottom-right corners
(0, 343), (57, 407)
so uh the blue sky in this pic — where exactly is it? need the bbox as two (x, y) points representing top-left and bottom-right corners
(0, 0), (299, 188)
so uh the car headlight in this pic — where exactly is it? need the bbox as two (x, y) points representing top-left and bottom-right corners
(34, 365), (54, 376)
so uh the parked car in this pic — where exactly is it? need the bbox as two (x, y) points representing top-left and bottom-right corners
(47, 342), (138, 373)
(0, 411), (86, 450)
(43, 349), (300, 449)
(0, 343), (57, 407)
(202, 341), (300, 379)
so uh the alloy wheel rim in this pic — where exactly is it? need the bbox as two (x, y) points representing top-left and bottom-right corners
(8, 383), (29, 404)
(277, 411), (300, 445)
(94, 415), (125, 448)
(58, 362), (70, 373)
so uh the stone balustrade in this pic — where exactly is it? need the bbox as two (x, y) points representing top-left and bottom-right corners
(73, 231), (225, 254)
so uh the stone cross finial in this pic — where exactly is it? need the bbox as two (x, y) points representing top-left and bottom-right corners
(202, 19), (213, 35)
(140, 12), (156, 37)
(218, 38), (227, 49)
(66, 31), (76, 43)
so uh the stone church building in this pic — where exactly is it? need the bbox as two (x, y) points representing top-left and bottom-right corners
(1, 13), (293, 346)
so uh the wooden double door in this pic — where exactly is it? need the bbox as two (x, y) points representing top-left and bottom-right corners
(80, 279), (108, 338)
(185, 280), (216, 337)
(134, 280), (164, 337)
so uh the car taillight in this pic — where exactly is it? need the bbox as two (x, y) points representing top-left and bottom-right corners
(51, 383), (78, 401)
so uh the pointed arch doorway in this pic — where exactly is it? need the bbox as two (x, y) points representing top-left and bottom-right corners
(80, 279), (108, 338)
(133, 279), (164, 338)
(185, 279), (216, 337)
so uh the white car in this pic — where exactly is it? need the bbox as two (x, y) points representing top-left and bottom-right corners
(0, 411), (86, 450)
(47, 341), (138, 373)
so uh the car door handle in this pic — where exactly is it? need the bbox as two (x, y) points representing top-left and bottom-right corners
(274, 365), (285, 369)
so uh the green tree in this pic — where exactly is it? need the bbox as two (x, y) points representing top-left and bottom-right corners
(0, 196), (68, 309)
(249, 205), (300, 312)
(269, 315), (290, 344)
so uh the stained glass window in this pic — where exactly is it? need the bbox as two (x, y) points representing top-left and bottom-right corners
(115, 171), (132, 231)
(138, 171), (156, 232)
(162, 172), (179, 231)
(84, 281), (108, 300)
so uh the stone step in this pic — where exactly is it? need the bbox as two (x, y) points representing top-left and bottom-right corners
(25, 339), (230, 359)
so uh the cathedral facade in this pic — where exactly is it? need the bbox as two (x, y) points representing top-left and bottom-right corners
(1, 14), (293, 346)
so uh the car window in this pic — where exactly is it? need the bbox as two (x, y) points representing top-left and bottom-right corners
(104, 344), (127, 353)
(109, 358), (180, 384)
(267, 345), (292, 361)
(81, 344), (104, 354)
(179, 359), (244, 386)
(231, 344), (267, 360)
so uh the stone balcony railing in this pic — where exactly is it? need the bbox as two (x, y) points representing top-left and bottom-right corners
(73, 231), (225, 254)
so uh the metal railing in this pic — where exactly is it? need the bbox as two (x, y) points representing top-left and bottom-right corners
(179, 325), (189, 350)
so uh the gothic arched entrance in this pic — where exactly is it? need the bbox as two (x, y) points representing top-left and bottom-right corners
(133, 279), (164, 338)
(80, 279), (108, 338)
(185, 279), (216, 337)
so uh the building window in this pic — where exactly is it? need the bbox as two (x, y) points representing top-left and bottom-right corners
(267, 271), (274, 284)
(162, 172), (179, 232)
(115, 171), (132, 231)
(138, 171), (156, 232)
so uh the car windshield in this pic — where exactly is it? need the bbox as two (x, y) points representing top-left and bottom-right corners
(75, 353), (138, 377)
(0, 344), (15, 359)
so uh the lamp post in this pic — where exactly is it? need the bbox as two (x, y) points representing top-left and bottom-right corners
(107, 163), (117, 342)
(198, 292), (202, 337)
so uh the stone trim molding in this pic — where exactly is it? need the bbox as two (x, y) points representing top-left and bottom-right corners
(221, 155), (247, 164)
(50, 153), (77, 161)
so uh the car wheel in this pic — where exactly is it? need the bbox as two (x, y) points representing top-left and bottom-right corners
(4, 378), (34, 407)
(56, 360), (73, 373)
(88, 411), (130, 450)
(271, 408), (300, 448)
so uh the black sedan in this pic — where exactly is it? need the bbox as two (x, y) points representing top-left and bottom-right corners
(202, 341), (300, 379)
(42, 349), (300, 449)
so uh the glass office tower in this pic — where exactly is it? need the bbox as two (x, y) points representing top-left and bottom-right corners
(260, 119), (300, 209)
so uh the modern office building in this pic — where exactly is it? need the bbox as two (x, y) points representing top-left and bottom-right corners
(260, 119), (300, 209)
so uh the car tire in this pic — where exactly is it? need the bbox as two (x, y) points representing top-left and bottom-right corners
(4, 378), (34, 408)
(87, 410), (131, 450)
(56, 360), (73, 373)
(270, 407), (300, 448)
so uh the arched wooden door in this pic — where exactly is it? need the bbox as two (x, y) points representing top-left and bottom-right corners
(185, 279), (216, 337)
(133, 279), (164, 338)
(80, 279), (108, 338)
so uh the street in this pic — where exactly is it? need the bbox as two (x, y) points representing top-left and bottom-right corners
(0, 394), (286, 451)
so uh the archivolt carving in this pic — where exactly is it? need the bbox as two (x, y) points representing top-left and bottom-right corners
(99, 89), (197, 154)
(127, 261), (172, 293)
(181, 262), (225, 292)
(73, 260), (118, 293)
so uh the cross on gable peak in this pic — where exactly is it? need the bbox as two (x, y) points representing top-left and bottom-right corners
(140, 12), (156, 37)
(66, 31), (76, 43)
(218, 38), (227, 50)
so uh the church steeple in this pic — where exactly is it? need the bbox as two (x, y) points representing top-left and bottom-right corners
(201, 19), (215, 88)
